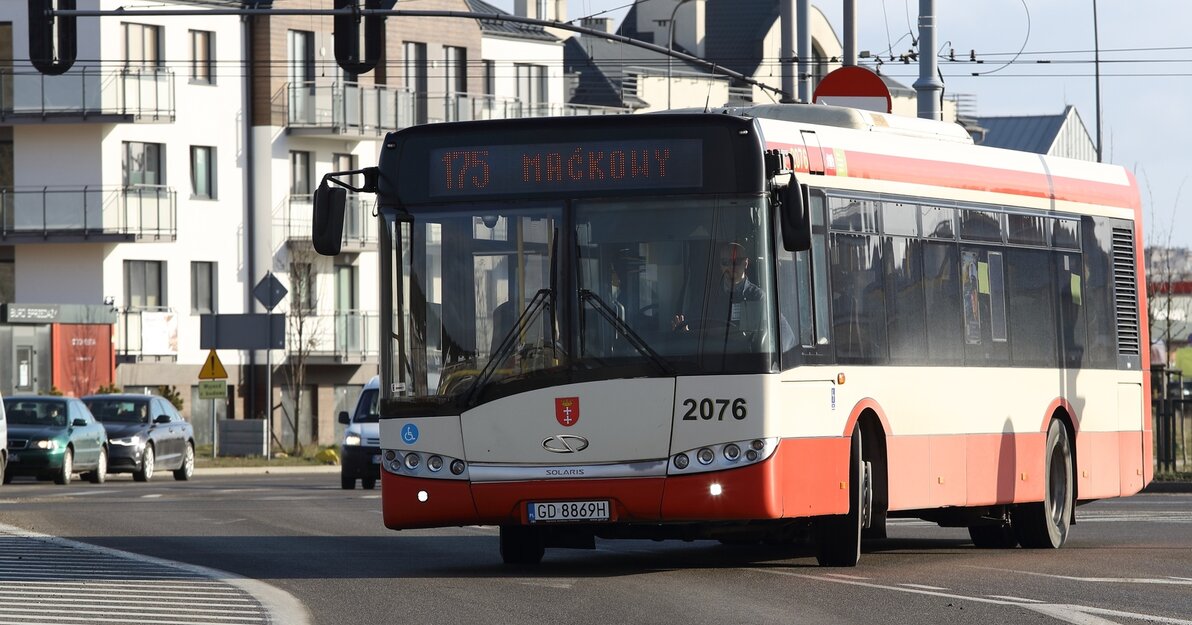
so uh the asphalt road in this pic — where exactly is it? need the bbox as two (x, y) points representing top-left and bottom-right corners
(0, 472), (1189, 625)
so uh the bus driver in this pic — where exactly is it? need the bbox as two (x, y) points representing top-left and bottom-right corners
(672, 242), (794, 351)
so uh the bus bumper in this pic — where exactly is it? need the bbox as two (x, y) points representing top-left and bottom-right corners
(381, 437), (851, 530)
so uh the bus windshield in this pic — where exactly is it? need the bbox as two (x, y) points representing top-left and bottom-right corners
(390, 195), (781, 411)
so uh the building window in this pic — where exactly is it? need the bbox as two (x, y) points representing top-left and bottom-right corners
(287, 30), (316, 86)
(291, 262), (316, 312)
(444, 46), (467, 95)
(123, 23), (163, 69)
(125, 260), (166, 309)
(288, 30), (316, 123)
(123, 141), (164, 186)
(190, 146), (215, 199)
(190, 30), (214, 84)
(404, 41), (428, 124)
(515, 63), (547, 106)
(290, 151), (312, 196)
(191, 261), (216, 314)
(483, 60), (495, 96)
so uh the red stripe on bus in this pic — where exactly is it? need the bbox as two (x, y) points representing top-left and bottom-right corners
(886, 429), (1146, 511)
(764, 141), (1139, 210)
(380, 430), (1147, 529)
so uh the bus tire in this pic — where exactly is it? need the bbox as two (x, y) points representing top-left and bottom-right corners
(499, 525), (545, 565)
(1013, 419), (1073, 549)
(815, 428), (864, 567)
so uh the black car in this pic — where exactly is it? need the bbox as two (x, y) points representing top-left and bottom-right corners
(3, 396), (108, 485)
(83, 394), (195, 481)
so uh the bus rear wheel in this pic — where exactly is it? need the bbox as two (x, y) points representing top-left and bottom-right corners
(499, 525), (545, 565)
(1012, 419), (1073, 549)
(815, 428), (868, 567)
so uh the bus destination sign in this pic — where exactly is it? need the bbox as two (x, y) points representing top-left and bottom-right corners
(429, 139), (703, 197)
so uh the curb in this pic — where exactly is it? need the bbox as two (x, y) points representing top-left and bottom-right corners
(195, 465), (340, 476)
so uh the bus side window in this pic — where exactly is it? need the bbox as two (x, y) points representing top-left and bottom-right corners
(777, 192), (830, 367)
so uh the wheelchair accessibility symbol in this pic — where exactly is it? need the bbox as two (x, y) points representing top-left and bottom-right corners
(401, 423), (420, 445)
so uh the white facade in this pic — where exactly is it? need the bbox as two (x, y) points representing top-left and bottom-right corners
(4, 0), (246, 370)
(481, 35), (566, 108)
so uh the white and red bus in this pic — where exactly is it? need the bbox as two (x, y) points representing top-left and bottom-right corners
(314, 104), (1150, 566)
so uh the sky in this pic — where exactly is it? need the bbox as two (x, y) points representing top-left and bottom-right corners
(489, 0), (1192, 249)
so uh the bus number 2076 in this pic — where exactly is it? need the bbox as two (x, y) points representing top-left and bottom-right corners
(682, 398), (747, 421)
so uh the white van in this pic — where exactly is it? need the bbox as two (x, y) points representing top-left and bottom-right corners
(338, 376), (380, 489)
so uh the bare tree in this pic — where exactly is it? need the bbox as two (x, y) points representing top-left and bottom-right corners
(275, 242), (326, 456)
(1142, 170), (1192, 378)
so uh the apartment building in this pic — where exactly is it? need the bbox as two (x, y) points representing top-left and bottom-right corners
(2, 0), (610, 451)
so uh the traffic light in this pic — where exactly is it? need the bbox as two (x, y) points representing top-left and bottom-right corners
(334, 0), (386, 76)
(28, 0), (77, 75)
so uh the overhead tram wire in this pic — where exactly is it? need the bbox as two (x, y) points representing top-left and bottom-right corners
(51, 5), (794, 101)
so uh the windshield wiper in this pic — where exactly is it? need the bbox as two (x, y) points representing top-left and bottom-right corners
(466, 287), (553, 406)
(579, 289), (674, 375)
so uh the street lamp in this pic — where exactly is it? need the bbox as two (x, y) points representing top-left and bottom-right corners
(667, 0), (694, 109)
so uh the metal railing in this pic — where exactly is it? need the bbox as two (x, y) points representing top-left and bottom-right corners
(284, 81), (629, 133)
(1153, 369), (1191, 475)
(0, 67), (175, 121)
(287, 310), (380, 361)
(276, 193), (375, 249)
(0, 186), (177, 240)
(115, 307), (177, 360)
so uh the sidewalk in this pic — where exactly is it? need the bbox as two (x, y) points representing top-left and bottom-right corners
(195, 464), (340, 476)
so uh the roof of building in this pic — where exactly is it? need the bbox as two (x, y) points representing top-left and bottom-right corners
(563, 33), (703, 108)
(616, 5), (652, 44)
(975, 107), (1074, 154)
(463, 0), (559, 42)
(702, 0), (779, 76)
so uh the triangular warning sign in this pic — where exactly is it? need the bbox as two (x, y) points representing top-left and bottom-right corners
(198, 349), (228, 380)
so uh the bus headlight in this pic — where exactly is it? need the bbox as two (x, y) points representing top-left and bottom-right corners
(427, 455), (444, 472)
(667, 438), (778, 475)
(380, 449), (469, 480)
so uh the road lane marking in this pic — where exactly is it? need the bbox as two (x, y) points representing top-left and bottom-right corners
(967, 566), (1192, 586)
(899, 583), (950, 590)
(987, 595), (1045, 603)
(0, 523), (309, 625)
(750, 569), (1192, 625)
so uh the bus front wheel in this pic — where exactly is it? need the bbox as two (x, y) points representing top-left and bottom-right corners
(499, 525), (545, 565)
(1013, 419), (1074, 548)
(815, 428), (867, 567)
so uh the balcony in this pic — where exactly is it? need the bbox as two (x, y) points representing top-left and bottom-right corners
(0, 186), (177, 243)
(284, 82), (629, 138)
(115, 307), (178, 363)
(0, 67), (175, 123)
(287, 310), (380, 364)
(275, 193), (376, 252)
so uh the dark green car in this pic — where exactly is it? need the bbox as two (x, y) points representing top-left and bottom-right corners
(2, 396), (108, 485)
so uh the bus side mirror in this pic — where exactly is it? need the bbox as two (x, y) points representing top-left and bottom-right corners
(338, 411), (350, 425)
(313, 181), (346, 256)
(779, 182), (811, 252)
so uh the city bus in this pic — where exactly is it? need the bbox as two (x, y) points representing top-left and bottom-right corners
(312, 104), (1150, 566)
